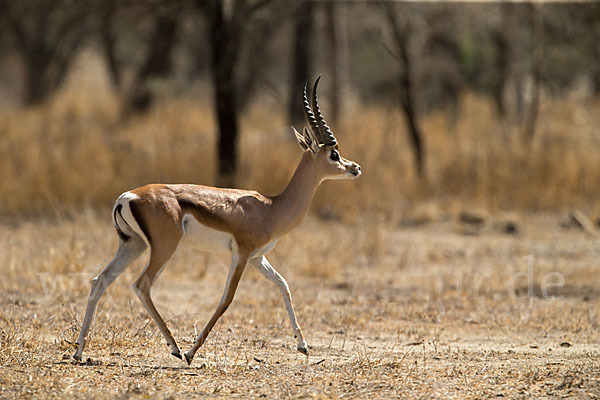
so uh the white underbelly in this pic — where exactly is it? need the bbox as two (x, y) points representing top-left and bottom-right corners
(180, 214), (234, 254)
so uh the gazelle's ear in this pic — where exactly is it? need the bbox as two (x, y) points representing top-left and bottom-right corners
(291, 127), (309, 151)
(303, 127), (320, 153)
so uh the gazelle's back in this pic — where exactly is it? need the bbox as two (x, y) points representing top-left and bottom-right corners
(126, 184), (273, 249)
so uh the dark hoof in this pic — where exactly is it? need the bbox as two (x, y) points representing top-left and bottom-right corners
(297, 346), (309, 356)
(184, 353), (193, 365)
(172, 351), (182, 360)
(73, 353), (82, 362)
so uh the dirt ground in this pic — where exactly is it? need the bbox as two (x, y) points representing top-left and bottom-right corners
(1, 211), (599, 399)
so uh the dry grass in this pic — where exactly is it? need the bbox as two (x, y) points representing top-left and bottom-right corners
(1, 212), (599, 398)
(1, 77), (600, 219)
(2, 57), (600, 398)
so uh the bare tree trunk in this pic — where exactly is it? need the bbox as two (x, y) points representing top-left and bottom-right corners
(100, 0), (121, 89)
(491, 29), (508, 118)
(24, 51), (51, 106)
(494, 3), (520, 121)
(1, 0), (92, 106)
(236, 6), (282, 112)
(212, 47), (239, 186)
(128, 12), (179, 112)
(593, 36), (600, 95)
(200, 0), (242, 186)
(385, 5), (425, 179)
(197, 0), (271, 186)
(325, 2), (340, 124)
(523, 3), (543, 144)
(288, 0), (313, 127)
(501, 3), (525, 125)
(514, 76), (525, 124)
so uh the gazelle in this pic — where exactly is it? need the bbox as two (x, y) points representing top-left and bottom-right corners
(73, 77), (361, 365)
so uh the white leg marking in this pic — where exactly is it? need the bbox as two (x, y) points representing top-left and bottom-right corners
(74, 236), (146, 360)
(249, 256), (307, 353)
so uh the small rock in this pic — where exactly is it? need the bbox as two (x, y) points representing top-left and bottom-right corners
(560, 213), (582, 229)
(560, 342), (572, 348)
(459, 211), (486, 225)
(502, 221), (518, 235)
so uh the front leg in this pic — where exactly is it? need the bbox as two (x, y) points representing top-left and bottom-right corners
(249, 256), (308, 355)
(184, 251), (248, 365)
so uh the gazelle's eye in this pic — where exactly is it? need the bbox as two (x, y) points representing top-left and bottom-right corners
(330, 150), (340, 162)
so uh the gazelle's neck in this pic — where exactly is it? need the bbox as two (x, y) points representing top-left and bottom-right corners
(270, 151), (322, 237)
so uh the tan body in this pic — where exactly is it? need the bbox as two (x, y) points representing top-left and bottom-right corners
(73, 78), (361, 365)
(129, 153), (323, 255)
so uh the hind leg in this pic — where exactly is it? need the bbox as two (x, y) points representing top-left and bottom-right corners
(184, 250), (249, 365)
(74, 235), (147, 361)
(132, 238), (182, 359)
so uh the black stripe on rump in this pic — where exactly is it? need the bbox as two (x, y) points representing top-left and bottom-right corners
(114, 204), (131, 242)
(128, 200), (152, 245)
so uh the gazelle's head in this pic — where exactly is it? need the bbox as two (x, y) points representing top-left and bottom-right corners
(292, 77), (361, 181)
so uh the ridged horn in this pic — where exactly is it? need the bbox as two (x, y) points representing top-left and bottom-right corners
(311, 76), (337, 146)
(302, 81), (322, 146)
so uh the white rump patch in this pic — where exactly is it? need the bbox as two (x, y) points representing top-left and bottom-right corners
(114, 192), (149, 246)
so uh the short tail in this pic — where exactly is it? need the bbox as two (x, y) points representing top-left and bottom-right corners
(113, 204), (131, 242)
(111, 192), (150, 246)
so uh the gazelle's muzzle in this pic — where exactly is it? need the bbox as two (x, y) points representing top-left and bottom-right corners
(347, 161), (361, 177)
